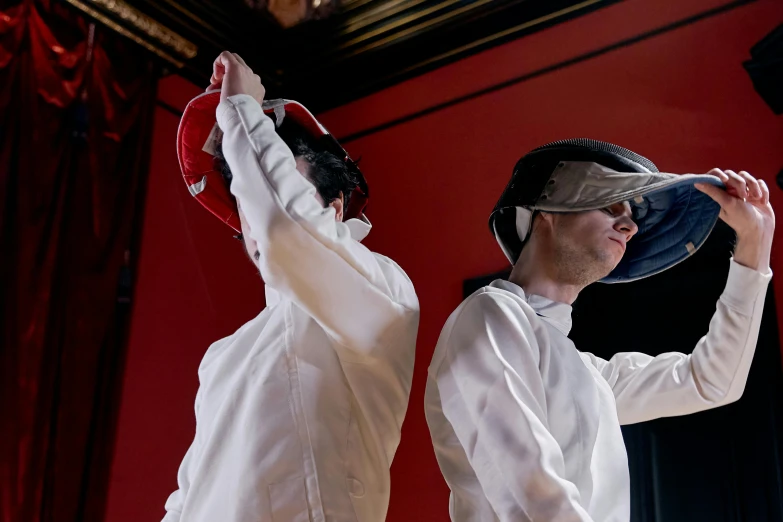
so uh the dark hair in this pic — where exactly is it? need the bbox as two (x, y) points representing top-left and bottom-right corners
(215, 139), (234, 188)
(215, 135), (359, 214)
(290, 138), (358, 210)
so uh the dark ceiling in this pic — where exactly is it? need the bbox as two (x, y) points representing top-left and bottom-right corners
(69, 0), (619, 112)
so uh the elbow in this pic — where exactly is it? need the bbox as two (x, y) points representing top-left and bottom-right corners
(698, 379), (746, 408)
(691, 356), (750, 408)
(720, 383), (746, 406)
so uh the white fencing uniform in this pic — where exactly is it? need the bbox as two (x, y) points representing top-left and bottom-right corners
(425, 260), (770, 521)
(163, 94), (420, 522)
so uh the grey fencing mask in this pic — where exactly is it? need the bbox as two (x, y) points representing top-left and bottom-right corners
(489, 138), (725, 283)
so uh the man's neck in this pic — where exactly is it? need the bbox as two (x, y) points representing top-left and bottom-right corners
(508, 250), (583, 305)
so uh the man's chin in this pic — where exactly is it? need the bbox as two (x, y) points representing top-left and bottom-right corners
(604, 258), (623, 277)
(592, 256), (620, 283)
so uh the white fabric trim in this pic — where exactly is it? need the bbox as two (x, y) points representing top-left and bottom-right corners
(188, 176), (207, 197)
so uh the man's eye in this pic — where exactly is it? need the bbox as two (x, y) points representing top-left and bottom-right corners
(601, 208), (614, 216)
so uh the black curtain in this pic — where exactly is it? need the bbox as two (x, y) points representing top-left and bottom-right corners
(463, 221), (783, 521)
(571, 221), (783, 522)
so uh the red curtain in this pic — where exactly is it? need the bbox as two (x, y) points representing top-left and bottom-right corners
(0, 1), (157, 520)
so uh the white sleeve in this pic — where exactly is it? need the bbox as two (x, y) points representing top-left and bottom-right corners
(216, 95), (417, 358)
(432, 291), (594, 521)
(583, 259), (772, 425)
(161, 389), (203, 522)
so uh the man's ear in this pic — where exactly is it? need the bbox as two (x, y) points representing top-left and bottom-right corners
(530, 210), (553, 237)
(535, 210), (552, 226)
(329, 192), (344, 222)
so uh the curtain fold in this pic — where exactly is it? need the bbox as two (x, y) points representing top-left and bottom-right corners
(0, 1), (157, 520)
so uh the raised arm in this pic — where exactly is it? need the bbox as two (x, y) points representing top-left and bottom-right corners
(585, 168), (774, 424)
(213, 52), (417, 357)
(583, 258), (771, 425)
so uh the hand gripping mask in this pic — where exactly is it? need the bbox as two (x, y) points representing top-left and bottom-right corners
(489, 138), (725, 283)
(177, 90), (369, 233)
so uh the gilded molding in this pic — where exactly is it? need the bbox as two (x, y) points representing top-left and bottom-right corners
(65, 0), (197, 67)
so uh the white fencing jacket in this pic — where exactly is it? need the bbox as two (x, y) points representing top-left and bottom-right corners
(425, 259), (770, 521)
(163, 95), (419, 522)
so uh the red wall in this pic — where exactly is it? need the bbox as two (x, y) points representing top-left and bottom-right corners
(105, 0), (783, 520)
(103, 76), (269, 522)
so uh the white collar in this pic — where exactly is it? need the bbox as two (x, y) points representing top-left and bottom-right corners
(490, 279), (573, 336)
(345, 215), (372, 242)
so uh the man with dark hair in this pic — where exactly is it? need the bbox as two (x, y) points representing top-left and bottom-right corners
(425, 139), (774, 521)
(216, 119), (360, 197)
(215, 136), (360, 258)
(163, 52), (419, 522)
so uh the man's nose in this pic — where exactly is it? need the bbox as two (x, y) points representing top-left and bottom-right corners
(616, 216), (638, 240)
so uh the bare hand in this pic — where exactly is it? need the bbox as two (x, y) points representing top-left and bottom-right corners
(209, 51), (265, 105)
(695, 169), (775, 272)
